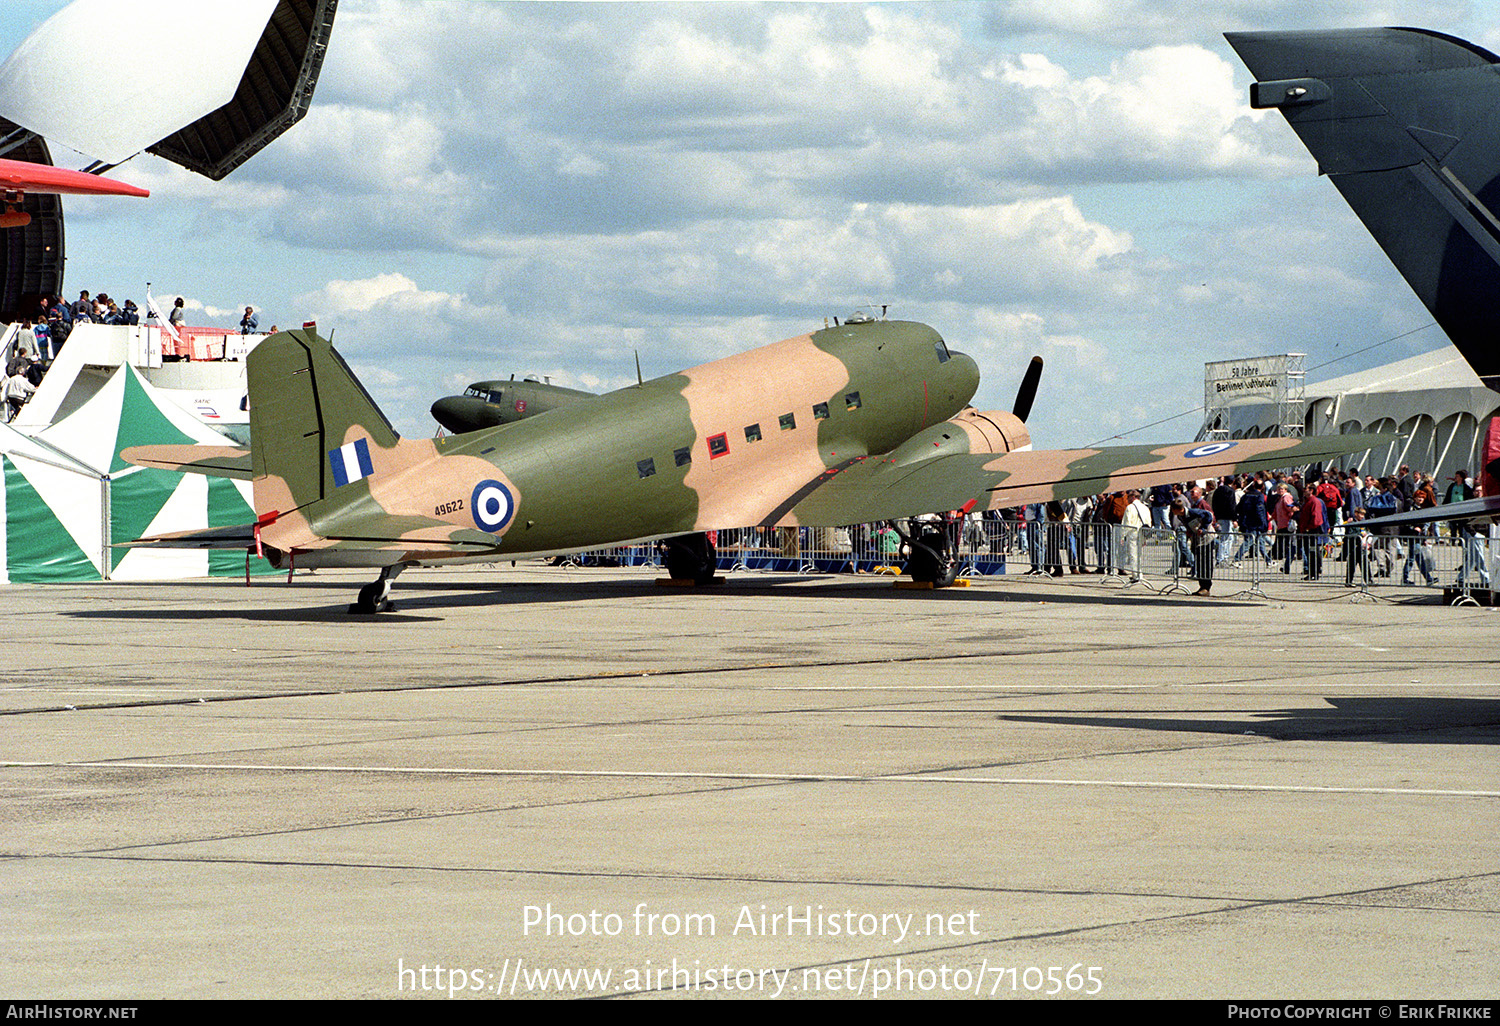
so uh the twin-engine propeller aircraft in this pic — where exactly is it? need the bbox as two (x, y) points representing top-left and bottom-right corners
(122, 317), (1384, 612)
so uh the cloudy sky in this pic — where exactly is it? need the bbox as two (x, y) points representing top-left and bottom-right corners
(1, 0), (1488, 447)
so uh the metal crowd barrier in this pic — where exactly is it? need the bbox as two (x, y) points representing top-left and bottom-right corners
(561, 520), (1498, 605)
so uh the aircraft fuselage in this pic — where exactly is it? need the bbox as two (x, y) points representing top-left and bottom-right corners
(265, 319), (979, 566)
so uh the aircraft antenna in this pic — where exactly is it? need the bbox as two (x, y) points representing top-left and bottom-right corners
(635, 350), (643, 387)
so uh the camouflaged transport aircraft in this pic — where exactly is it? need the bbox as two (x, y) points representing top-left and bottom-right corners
(120, 316), (1385, 612)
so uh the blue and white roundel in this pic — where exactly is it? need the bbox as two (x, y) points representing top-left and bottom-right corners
(1185, 441), (1237, 459)
(471, 480), (515, 532)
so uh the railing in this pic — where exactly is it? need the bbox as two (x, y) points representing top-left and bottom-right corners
(558, 520), (1499, 606)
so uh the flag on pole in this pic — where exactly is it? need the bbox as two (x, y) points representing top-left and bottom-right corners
(145, 286), (181, 345)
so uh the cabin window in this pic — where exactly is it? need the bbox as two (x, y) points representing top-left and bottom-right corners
(812, 402), (829, 421)
(637, 458), (656, 479)
(674, 446), (692, 467)
(708, 433), (729, 458)
(934, 339), (950, 363)
(779, 412), (796, 431)
(845, 391), (861, 411)
(744, 423), (762, 442)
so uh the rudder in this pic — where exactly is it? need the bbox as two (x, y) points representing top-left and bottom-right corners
(247, 328), (401, 518)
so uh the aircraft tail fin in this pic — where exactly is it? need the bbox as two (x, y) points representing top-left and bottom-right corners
(1226, 27), (1500, 391)
(247, 327), (406, 523)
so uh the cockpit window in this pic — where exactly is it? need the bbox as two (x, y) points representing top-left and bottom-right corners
(934, 339), (950, 364)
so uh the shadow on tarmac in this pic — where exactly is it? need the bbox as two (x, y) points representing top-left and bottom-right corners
(64, 573), (1274, 621)
(1003, 696), (1500, 743)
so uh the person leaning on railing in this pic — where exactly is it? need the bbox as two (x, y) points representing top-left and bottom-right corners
(1170, 497), (1216, 596)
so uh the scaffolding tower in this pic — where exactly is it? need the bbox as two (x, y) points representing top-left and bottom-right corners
(1200, 353), (1306, 441)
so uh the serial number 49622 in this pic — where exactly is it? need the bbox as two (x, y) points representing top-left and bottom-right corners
(435, 499), (464, 516)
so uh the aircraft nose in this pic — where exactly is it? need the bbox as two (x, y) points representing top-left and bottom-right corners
(430, 396), (500, 434)
(946, 349), (981, 405)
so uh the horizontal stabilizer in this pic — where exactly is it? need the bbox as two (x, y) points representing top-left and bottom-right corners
(120, 445), (253, 480)
(114, 524), (257, 550)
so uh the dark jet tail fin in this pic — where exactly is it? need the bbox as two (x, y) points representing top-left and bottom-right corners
(1226, 27), (1500, 391)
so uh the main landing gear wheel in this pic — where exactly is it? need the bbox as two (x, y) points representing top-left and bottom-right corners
(349, 564), (407, 614)
(663, 533), (718, 585)
(907, 525), (959, 587)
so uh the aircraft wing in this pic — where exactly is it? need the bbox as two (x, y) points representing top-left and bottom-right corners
(119, 444), (253, 480)
(785, 434), (1391, 526)
(0, 157), (149, 197)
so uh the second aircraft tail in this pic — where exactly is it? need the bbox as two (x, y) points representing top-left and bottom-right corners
(1227, 27), (1500, 391)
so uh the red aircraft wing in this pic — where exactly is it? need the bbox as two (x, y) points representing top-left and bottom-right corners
(0, 157), (148, 197)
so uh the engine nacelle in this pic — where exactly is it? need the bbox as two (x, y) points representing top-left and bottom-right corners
(947, 408), (1031, 454)
(883, 408), (1031, 469)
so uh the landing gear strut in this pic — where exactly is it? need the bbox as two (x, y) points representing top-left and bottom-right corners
(350, 564), (407, 614)
(897, 518), (960, 587)
(662, 533), (718, 585)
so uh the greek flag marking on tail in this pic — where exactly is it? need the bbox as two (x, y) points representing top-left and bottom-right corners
(329, 437), (375, 487)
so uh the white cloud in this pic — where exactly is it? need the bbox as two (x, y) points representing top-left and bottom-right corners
(294, 272), (505, 327)
(993, 45), (1297, 176)
(986, 0), (1472, 47)
(45, 0), (1462, 448)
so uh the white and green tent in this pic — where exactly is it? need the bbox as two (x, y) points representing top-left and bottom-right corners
(1, 363), (274, 582)
(0, 423), (105, 582)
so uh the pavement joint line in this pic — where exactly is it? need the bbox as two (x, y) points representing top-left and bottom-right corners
(4, 676), (1497, 718)
(611, 867), (1500, 998)
(39, 851), (1500, 911)
(6, 760), (1498, 797)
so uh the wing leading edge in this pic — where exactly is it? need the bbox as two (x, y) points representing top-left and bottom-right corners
(785, 434), (1395, 527)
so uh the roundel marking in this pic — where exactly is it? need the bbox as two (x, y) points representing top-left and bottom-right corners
(1185, 441), (1237, 459)
(472, 479), (515, 532)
